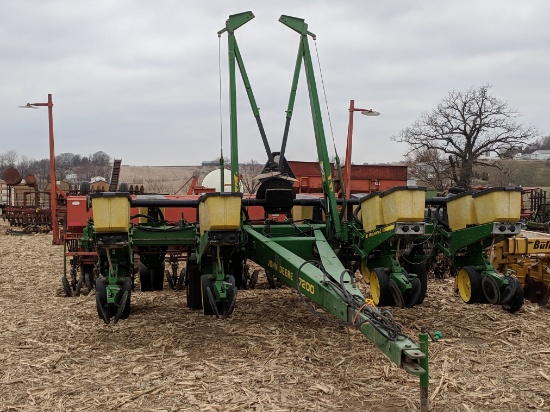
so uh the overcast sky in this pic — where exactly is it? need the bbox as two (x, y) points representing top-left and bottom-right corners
(1, 1), (548, 167)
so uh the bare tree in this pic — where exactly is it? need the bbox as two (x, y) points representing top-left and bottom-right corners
(405, 148), (452, 191)
(392, 85), (538, 187)
(239, 159), (263, 194)
(0, 150), (19, 168)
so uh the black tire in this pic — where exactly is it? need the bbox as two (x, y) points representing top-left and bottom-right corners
(457, 266), (483, 304)
(404, 277), (422, 308)
(166, 270), (175, 290)
(176, 268), (186, 291)
(229, 260), (244, 289)
(80, 181), (90, 195)
(502, 277), (524, 313)
(186, 260), (202, 309)
(83, 265), (94, 292)
(61, 276), (72, 297)
(371, 268), (394, 306)
(139, 262), (152, 292)
(389, 278), (405, 308)
(120, 277), (132, 319)
(221, 275), (237, 318)
(152, 263), (164, 291)
(412, 263), (428, 305)
(95, 278), (110, 323)
(249, 269), (260, 289)
(201, 275), (216, 316)
(500, 276), (518, 304)
(481, 275), (501, 304)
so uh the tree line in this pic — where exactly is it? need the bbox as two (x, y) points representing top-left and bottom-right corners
(0, 150), (112, 189)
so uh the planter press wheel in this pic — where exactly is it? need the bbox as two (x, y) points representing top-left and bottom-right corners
(403, 277), (422, 308)
(413, 263), (429, 305)
(176, 267), (186, 291)
(499, 275), (518, 304)
(220, 275), (237, 319)
(165, 270), (175, 290)
(481, 275), (501, 304)
(186, 258), (202, 310)
(457, 266), (483, 304)
(201, 275), (218, 317)
(369, 268), (393, 306)
(527, 281), (550, 306)
(200, 275), (237, 318)
(389, 279), (405, 308)
(83, 265), (95, 292)
(95, 278), (112, 324)
(502, 276), (524, 313)
(249, 269), (260, 289)
(400, 256), (431, 305)
(265, 270), (282, 289)
(118, 277), (132, 320)
(61, 275), (73, 297)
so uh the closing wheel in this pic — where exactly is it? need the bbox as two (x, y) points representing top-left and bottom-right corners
(186, 259), (202, 310)
(74, 272), (84, 296)
(61, 275), (72, 297)
(457, 266), (483, 304)
(201, 275), (217, 316)
(266, 270), (277, 289)
(481, 275), (501, 304)
(119, 277), (132, 320)
(400, 257), (429, 305)
(165, 270), (175, 290)
(219, 275), (237, 319)
(370, 268), (393, 306)
(176, 268), (186, 291)
(83, 265), (94, 293)
(95, 278), (111, 324)
(415, 264), (429, 305)
(403, 277), (422, 308)
(139, 262), (152, 292)
(389, 279), (405, 308)
(502, 276), (524, 313)
(527, 281), (550, 306)
(500, 276), (518, 304)
(249, 269), (260, 289)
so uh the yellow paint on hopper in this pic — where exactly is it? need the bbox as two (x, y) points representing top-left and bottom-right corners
(379, 186), (426, 225)
(198, 193), (242, 235)
(446, 192), (477, 231)
(91, 193), (131, 232)
(473, 187), (522, 224)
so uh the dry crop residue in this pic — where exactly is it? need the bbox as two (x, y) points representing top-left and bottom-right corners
(0, 221), (549, 411)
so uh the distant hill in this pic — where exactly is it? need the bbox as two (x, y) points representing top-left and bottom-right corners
(473, 160), (550, 190)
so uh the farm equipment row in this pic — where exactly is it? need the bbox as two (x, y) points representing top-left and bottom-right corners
(56, 13), (538, 408)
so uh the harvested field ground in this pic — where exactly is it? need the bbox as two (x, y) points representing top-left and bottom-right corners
(1, 222), (550, 411)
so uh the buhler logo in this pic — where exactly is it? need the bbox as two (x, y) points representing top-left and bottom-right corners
(532, 239), (550, 250)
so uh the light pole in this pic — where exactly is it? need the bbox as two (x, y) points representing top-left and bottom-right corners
(19, 94), (63, 245)
(343, 100), (380, 199)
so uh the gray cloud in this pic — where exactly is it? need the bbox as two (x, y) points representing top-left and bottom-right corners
(1, 1), (548, 167)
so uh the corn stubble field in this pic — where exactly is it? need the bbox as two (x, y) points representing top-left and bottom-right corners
(1, 222), (549, 412)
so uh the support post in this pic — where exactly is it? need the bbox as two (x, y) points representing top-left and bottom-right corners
(419, 330), (429, 412)
(46, 94), (61, 244)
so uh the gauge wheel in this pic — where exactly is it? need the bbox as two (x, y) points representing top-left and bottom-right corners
(457, 266), (483, 304)
(370, 268), (393, 306)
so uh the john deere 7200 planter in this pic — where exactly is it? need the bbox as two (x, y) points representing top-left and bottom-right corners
(84, 13), (430, 397)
